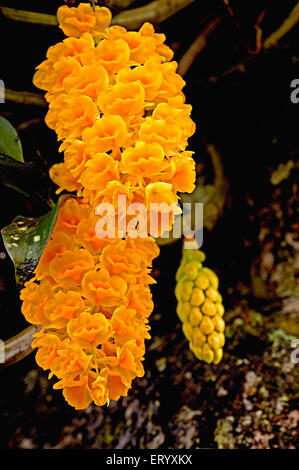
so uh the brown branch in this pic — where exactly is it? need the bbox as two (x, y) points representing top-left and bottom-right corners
(248, 10), (266, 55)
(111, 0), (196, 29)
(177, 17), (222, 76)
(5, 89), (47, 107)
(0, 7), (58, 25)
(1, 1), (196, 30)
(264, 1), (299, 49)
(0, 326), (40, 369)
(16, 118), (42, 131)
(104, 0), (137, 9)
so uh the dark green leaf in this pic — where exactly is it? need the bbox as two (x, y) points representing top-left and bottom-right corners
(0, 116), (23, 162)
(1, 198), (60, 288)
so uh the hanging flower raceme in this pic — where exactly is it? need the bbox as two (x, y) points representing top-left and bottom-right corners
(20, 3), (198, 409)
(33, 2), (196, 237)
(175, 248), (225, 364)
(20, 196), (159, 409)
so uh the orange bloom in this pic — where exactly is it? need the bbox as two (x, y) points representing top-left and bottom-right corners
(49, 162), (82, 194)
(153, 97), (195, 142)
(90, 368), (109, 406)
(116, 58), (163, 101)
(127, 237), (160, 265)
(98, 82), (145, 117)
(33, 332), (67, 371)
(100, 240), (145, 279)
(57, 3), (111, 39)
(35, 231), (75, 280)
(111, 307), (150, 347)
(84, 38), (130, 76)
(44, 290), (86, 329)
(55, 197), (84, 235)
(167, 152), (196, 193)
(158, 61), (186, 100)
(139, 117), (182, 156)
(49, 249), (94, 287)
(47, 33), (95, 63)
(111, 340), (145, 387)
(107, 374), (130, 401)
(82, 268), (127, 307)
(50, 56), (82, 95)
(64, 140), (92, 180)
(20, 279), (51, 325)
(33, 34), (95, 96)
(127, 284), (154, 319)
(107, 26), (156, 65)
(145, 182), (180, 236)
(79, 153), (119, 191)
(139, 22), (174, 62)
(59, 94), (98, 139)
(82, 115), (127, 154)
(120, 141), (166, 179)
(61, 375), (92, 410)
(145, 182), (177, 207)
(52, 342), (92, 381)
(63, 62), (109, 101)
(67, 311), (111, 347)
(77, 209), (117, 253)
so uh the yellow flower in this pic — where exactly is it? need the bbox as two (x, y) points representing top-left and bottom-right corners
(20, 280), (51, 325)
(49, 249), (95, 287)
(57, 3), (111, 39)
(90, 368), (109, 406)
(44, 290), (86, 329)
(116, 57), (163, 101)
(82, 115), (127, 154)
(67, 311), (111, 347)
(145, 182), (177, 207)
(107, 26), (156, 65)
(34, 231), (76, 279)
(79, 153), (119, 191)
(64, 140), (92, 180)
(139, 22), (174, 62)
(82, 268), (127, 307)
(33, 332), (67, 371)
(49, 162), (82, 194)
(139, 117), (182, 156)
(63, 62), (109, 101)
(167, 152), (196, 193)
(98, 82), (145, 117)
(121, 141), (166, 180)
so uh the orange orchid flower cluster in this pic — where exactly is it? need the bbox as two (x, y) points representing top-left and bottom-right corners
(20, 3), (197, 409)
(33, 2), (196, 235)
(20, 196), (159, 409)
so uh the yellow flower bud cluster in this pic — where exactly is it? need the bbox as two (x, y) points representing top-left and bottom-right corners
(175, 249), (225, 364)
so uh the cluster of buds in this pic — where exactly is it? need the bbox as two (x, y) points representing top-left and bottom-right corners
(175, 249), (225, 364)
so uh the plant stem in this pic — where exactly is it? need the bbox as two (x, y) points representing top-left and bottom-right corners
(5, 89), (46, 107)
(177, 17), (222, 76)
(264, 2), (299, 49)
(0, 326), (40, 369)
(1, 1), (196, 30)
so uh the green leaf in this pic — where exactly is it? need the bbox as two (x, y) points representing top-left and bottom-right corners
(1, 198), (60, 289)
(0, 116), (23, 162)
